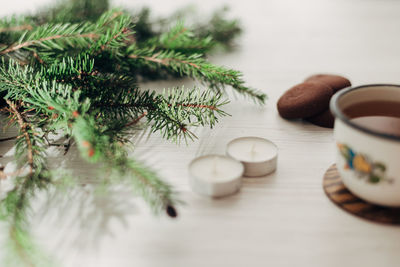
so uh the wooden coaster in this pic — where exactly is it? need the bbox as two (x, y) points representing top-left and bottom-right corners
(323, 164), (400, 225)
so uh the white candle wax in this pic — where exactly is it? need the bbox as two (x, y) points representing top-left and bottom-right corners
(189, 155), (244, 197)
(226, 137), (278, 177)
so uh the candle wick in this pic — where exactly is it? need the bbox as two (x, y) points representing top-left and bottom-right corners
(250, 143), (257, 160)
(250, 143), (256, 154)
(212, 157), (218, 175)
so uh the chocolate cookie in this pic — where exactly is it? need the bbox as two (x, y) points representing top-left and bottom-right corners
(277, 82), (333, 119)
(306, 109), (335, 128)
(304, 74), (351, 93)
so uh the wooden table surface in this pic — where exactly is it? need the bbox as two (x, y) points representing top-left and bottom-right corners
(1, 0), (400, 266)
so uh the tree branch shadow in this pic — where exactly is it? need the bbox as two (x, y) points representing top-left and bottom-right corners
(31, 145), (142, 258)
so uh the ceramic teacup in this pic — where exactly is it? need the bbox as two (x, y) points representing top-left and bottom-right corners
(330, 84), (400, 207)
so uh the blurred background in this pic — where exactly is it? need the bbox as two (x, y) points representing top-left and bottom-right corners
(2, 0), (400, 91)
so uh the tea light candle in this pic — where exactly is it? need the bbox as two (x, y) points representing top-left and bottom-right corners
(188, 155), (244, 197)
(226, 137), (278, 177)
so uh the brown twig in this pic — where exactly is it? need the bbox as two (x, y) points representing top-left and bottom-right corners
(127, 162), (177, 218)
(167, 27), (187, 44)
(32, 51), (44, 64)
(100, 27), (128, 51)
(9, 225), (35, 267)
(129, 54), (199, 68)
(0, 136), (18, 142)
(21, 108), (35, 115)
(43, 134), (72, 155)
(169, 103), (217, 110)
(0, 24), (33, 33)
(63, 138), (72, 155)
(125, 111), (147, 127)
(129, 54), (165, 65)
(97, 101), (218, 112)
(128, 53), (235, 78)
(101, 11), (123, 27)
(0, 167), (29, 179)
(0, 33), (98, 55)
(6, 100), (34, 174)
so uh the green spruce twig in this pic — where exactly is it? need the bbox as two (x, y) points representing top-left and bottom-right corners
(0, 1), (267, 266)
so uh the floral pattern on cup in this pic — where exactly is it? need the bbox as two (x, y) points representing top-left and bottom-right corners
(337, 143), (393, 184)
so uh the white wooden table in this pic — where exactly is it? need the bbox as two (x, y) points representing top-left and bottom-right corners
(1, 0), (400, 266)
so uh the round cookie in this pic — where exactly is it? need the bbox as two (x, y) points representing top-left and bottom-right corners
(304, 74), (351, 93)
(306, 109), (335, 128)
(277, 82), (333, 119)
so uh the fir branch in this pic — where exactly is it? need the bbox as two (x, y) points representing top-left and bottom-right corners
(194, 6), (242, 49)
(72, 115), (178, 215)
(0, 9), (132, 61)
(131, 6), (242, 50)
(146, 22), (214, 54)
(95, 86), (229, 142)
(128, 49), (266, 103)
(39, 0), (110, 24)
(0, 58), (179, 214)
(88, 10), (132, 54)
(1, 176), (53, 267)
(123, 158), (177, 217)
(0, 103), (53, 267)
(0, 15), (36, 47)
(0, 1), (266, 266)
(42, 54), (95, 81)
(6, 100), (34, 174)
(0, 25), (98, 55)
